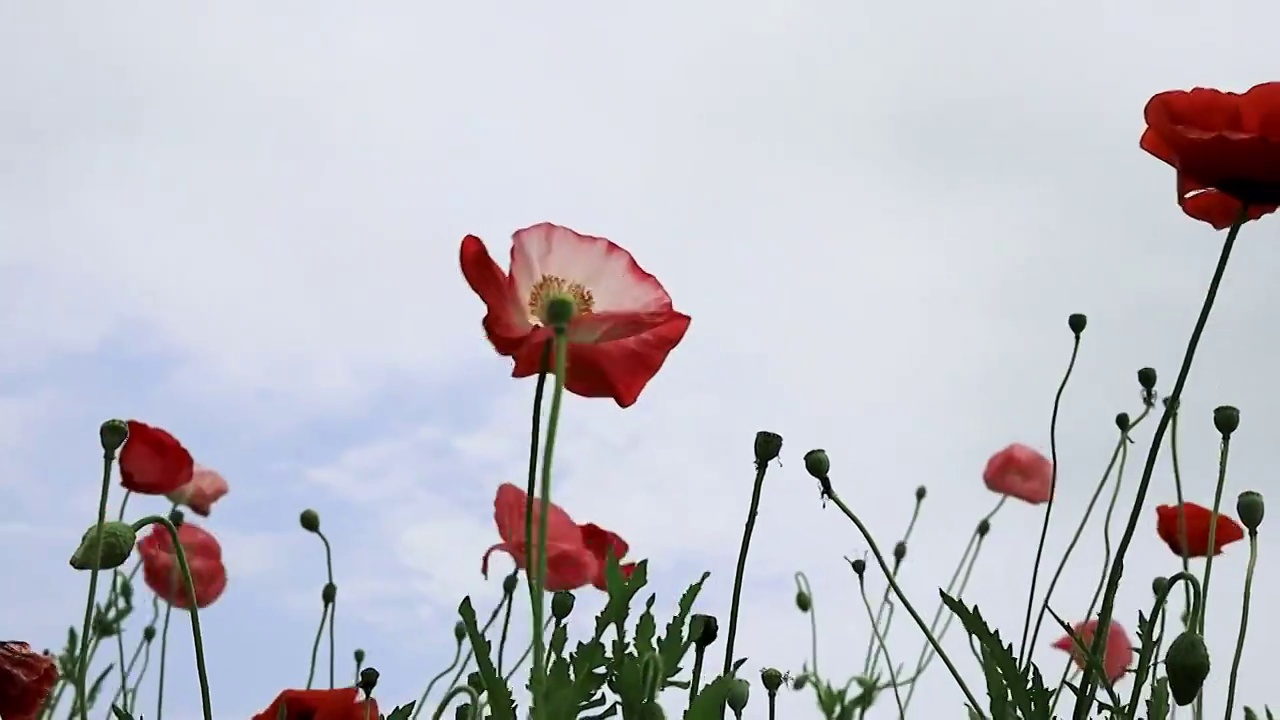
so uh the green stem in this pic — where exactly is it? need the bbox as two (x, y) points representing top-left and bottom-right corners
(722, 449), (771, 677)
(1222, 533), (1257, 720)
(1169, 408), (1194, 618)
(436, 588), (509, 720)
(431, 686), (480, 720)
(306, 604), (331, 690)
(320, 532), (337, 689)
(866, 495), (925, 678)
(1019, 331), (1081, 666)
(411, 638), (463, 720)
(687, 647), (706, 711)
(1073, 212), (1245, 720)
(795, 573), (819, 677)
(496, 586), (515, 676)
(860, 581), (905, 719)
(74, 450), (116, 720)
(1197, 435), (1231, 635)
(500, 616), (552, 685)
(1125, 571), (1202, 713)
(520, 340), (552, 709)
(155, 601), (172, 720)
(530, 332), (569, 713)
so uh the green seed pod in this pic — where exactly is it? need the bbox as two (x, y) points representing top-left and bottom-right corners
(1213, 405), (1240, 437)
(1067, 313), (1087, 335)
(299, 509), (321, 533)
(1137, 367), (1157, 391)
(551, 590), (576, 621)
(322, 582), (337, 605)
(851, 558), (866, 578)
(453, 621), (466, 643)
(726, 678), (750, 714)
(893, 541), (907, 564)
(353, 648), (366, 664)
(502, 572), (519, 596)
(1237, 491), (1264, 532)
(760, 668), (784, 693)
(691, 614), (719, 648)
(915, 485), (927, 501)
(754, 431), (783, 465)
(803, 449), (830, 480)
(638, 703), (667, 720)
(1115, 412), (1131, 432)
(1165, 631), (1210, 707)
(795, 590), (812, 613)
(1152, 576), (1169, 598)
(100, 419), (130, 453)
(793, 673), (809, 690)
(466, 671), (484, 694)
(546, 296), (576, 328)
(69, 521), (137, 571)
(143, 625), (156, 642)
(357, 667), (380, 694)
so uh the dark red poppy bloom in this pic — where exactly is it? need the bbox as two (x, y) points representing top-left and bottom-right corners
(460, 223), (691, 408)
(1051, 620), (1134, 685)
(1155, 502), (1245, 558)
(138, 522), (227, 608)
(1141, 82), (1280, 228)
(581, 522), (637, 591)
(0, 642), (58, 720)
(118, 420), (195, 495)
(251, 688), (379, 720)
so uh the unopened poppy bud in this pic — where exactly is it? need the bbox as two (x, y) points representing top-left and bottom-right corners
(322, 582), (337, 605)
(803, 449), (830, 480)
(299, 509), (321, 533)
(354, 648), (365, 664)
(691, 614), (718, 648)
(99, 419), (129, 453)
(1214, 405), (1240, 437)
(69, 521), (137, 570)
(551, 590), (576, 621)
(795, 590), (811, 613)
(1115, 412), (1131, 432)
(546, 296), (576, 329)
(1165, 631), (1210, 706)
(754, 431), (783, 466)
(915, 485), (927, 501)
(1137, 367), (1157, 391)
(502, 572), (519, 596)
(893, 541), (907, 564)
(727, 678), (750, 714)
(761, 668), (783, 693)
(1152, 576), (1169, 598)
(851, 558), (866, 577)
(1237, 491), (1264, 532)
(357, 667), (380, 694)
(143, 625), (156, 642)
(167, 508), (184, 527)
(977, 519), (991, 537)
(793, 673), (809, 690)
(453, 621), (466, 643)
(1067, 313), (1087, 335)
(466, 671), (484, 693)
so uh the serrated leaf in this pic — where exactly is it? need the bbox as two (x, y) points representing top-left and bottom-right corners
(111, 705), (136, 720)
(940, 591), (1039, 720)
(457, 597), (515, 720)
(684, 674), (734, 720)
(1147, 678), (1169, 720)
(657, 573), (709, 680)
(87, 663), (115, 706)
(1266, 706), (1275, 720)
(1244, 708), (1258, 720)
(384, 702), (415, 720)
(634, 594), (658, 658)
(549, 621), (570, 660)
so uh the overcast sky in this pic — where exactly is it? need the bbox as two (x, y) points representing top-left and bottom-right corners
(2, 2), (1278, 719)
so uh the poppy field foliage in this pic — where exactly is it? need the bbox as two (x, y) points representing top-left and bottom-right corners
(5, 82), (1280, 720)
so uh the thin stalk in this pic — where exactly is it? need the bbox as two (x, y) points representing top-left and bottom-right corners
(1222, 532), (1258, 720)
(722, 452), (771, 676)
(860, 581), (906, 719)
(530, 331), (569, 711)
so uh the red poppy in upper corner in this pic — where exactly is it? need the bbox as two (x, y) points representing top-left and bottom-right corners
(0, 642), (58, 720)
(166, 464), (229, 516)
(1052, 619), (1134, 686)
(251, 687), (379, 720)
(118, 420), (195, 496)
(581, 522), (638, 591)
(460, 223), (692, 408)
(982, 443), (1053, 505)
(138, 521), (228, 609)
(1141, 82), (1280, 229)
(1155, 502), (1245, 558)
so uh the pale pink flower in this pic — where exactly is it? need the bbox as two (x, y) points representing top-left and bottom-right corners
(983, 443), (1052, 504)
(166, 464), (229, 516)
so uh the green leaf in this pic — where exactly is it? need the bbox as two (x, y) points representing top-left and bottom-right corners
(657, 573), (709, 681)
(730, 657), (748, 675)
(634, 594), (658, 658)
(684, 674), (734, 720)
(1146, 678), (1169, 720)
(549, 621), (570, 660)
(608, 651), (647, 717)
(457, 597), (515, 720)
(940, 591), (1045, 720)
(87, 663), (115, 707)
(385, 702), (416, 720)
(1244, 708), (1258, 720)
(581, 703), (620, 720)
(110, 705), (136, 720)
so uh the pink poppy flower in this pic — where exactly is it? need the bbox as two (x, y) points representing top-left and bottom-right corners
(1052, 619), (1134, 685)
(166, 464), (229, 516)
(983, 443), (1053, 504)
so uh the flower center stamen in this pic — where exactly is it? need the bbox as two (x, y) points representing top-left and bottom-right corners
(527, 274), (595, 325)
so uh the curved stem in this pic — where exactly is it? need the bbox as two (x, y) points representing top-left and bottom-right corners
(496, 587), (515, 676)
(1169, 408), (1195, 621)
(860, 581), (905, 719)
(409, 639), (462, 720)
(431, 686), (480, 720)
(686, 647), (706, 711)
(530, 331), (569, 712)
(1126, 571), (1203, 713)
(1222, 533), (1257, 720)
(864, 495), (924, 677)
(306, 605), (331, 689)
(1197, 436), (1232, 635)
(722, 450), (771, 677)
(1074, 214), (1244, 720)
(74, 450), (116, 720)
(795, 573), (819, 677)
(319, 532), (337, 689)
(1019, 332), (1081, 666)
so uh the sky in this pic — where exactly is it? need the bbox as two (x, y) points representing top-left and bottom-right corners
(1, 1), (1278, 719)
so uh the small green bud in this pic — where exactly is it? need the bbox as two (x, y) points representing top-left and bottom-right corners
(546, 296), (575, 328)
(691, 614), (719, 648)
(99, 419), (129, 453)
(551, 590), (576, 621)
(761, 668), (784, 693)
(69, 521), (137, 571)
(893, 541), (907, 564)
(1237, 491), (1264, 532)
(299, 509), (321, 533)
(453, 621), (466, 643)
(322, 582), (337, 604)
(502, 572), (519, 596)
(1165, 631), (1210, 707)
(357, 667), (380, 694)
(1115, 412), (1131, 432)
(1214, 405), (1240, 437)
(727, 678), (750, 713)
(977, 519), (991, 537)
(851, 558), (866, 577)
(803, 449), (830, 479)
(1137, 367), (1157, 391)
(1152, 576), (1169, 598)
(914, 485), (927, 501)
(1067, 313), (1087, 335)
(353, 648), (366, 664)
(795, 590), (812, 613)
(466, 671), (484, 693)
(754, 431), (783, 466)
(454, 704), (473, 720)
(143, 625), (156, 642)
(168, 509), (184, 528)
(793, 673), (809, 690)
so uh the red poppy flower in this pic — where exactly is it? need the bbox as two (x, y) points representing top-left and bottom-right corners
(0, 642), (58, 720)
(982, 444), (1052, 505)
(580, 522), (637, 591)
(460, 223), (692, 408)
(1140, 82), (1280, 228)
(118, 420), (195, 496)
(482, 483), (596, 591)
(1155, 502), (1245, 558)
(138, 522), (227, 608)
(1052, 619), (1133, 685)
(166, 464), (229, 516)
(251, 687), (379, 720)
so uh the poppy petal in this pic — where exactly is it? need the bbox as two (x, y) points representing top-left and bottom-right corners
(460, 235), (535, 356)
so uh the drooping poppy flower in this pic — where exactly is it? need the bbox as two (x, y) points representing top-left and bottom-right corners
(1155, 502), (1245, 558)
(460, 223), (692, 408)
(982, 444), (1053, 505)
(580, 522), (638, 591)
(1052, 619), (1134, 685)
(118, 420), (195, 496)
(0, 642), (58, 720)
(138, 521), (227, 609)
(483, 483), (596, 591)
(1141, 82), (1280, 228)
(251, 687), (378, 720)
(166, 464), (229, 516)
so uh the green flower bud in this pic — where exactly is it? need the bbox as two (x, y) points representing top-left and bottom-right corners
(727, 678), (750, 714)
(1137, 367), (1157, 391)
(1152, 576), (1169, 598)
(99, 419), (130, 454)
(69, 521), (137, 571)
(761, 668), (784, 693)
(168, 509), (184, 528)
(914, 485), (927, 501)
(1165, 631), (1210, 707)
(1214, 405), (1240, 437)
(299, 509), (321, 533)
(322, 582), (337, 605)
(795, 590), (811, 613)
(977, 519), (991, 537)
(551, 590), (576, 621)
(754, 431), (783, 466)
(1115, 412), (1131, 432)
(793, 673), (809, 690)
(466, 671), (484, 693)
(357, 667), (380, 694)
(453, 621), (466, 643)
(1067, 313), (1087, 335)
(691, 614), (719, 648)
(546, 296), (576, 328)
(851, 558), (866, 578)
(353, 648), (366, 664)
(803, 449), (830, 480)
(143, 625), (156, 642)
(1237, 491), (1264, 532)
(893, 541), (907, 564)
(502, 572), (519, 596)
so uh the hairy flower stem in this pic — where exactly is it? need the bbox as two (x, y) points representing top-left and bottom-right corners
(432, 686), (480, 720)
(1072, 213), (1245, 720)
(795, 573), (819, 677)
(824, 487), (984, 717)
(1198, 437), (1232, 634)
(496, 590), (515, 676)
(74, 448), (116, 720)
(521, 339), (552, 715)
(530, 331), (569, 715)
(410, 635), (461, 720)
(1125, 571), (1202, 712)
(1222, 533), (1258, 720)
(722, 451), (772, 678)
(859, 580), (905, 718)
(305, 605), (330, 690)
(686, 646), (706, 711)
(1018, 331), (1081, 667)
(322, 533), (337, 689)
(865, 494), (924, 678)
